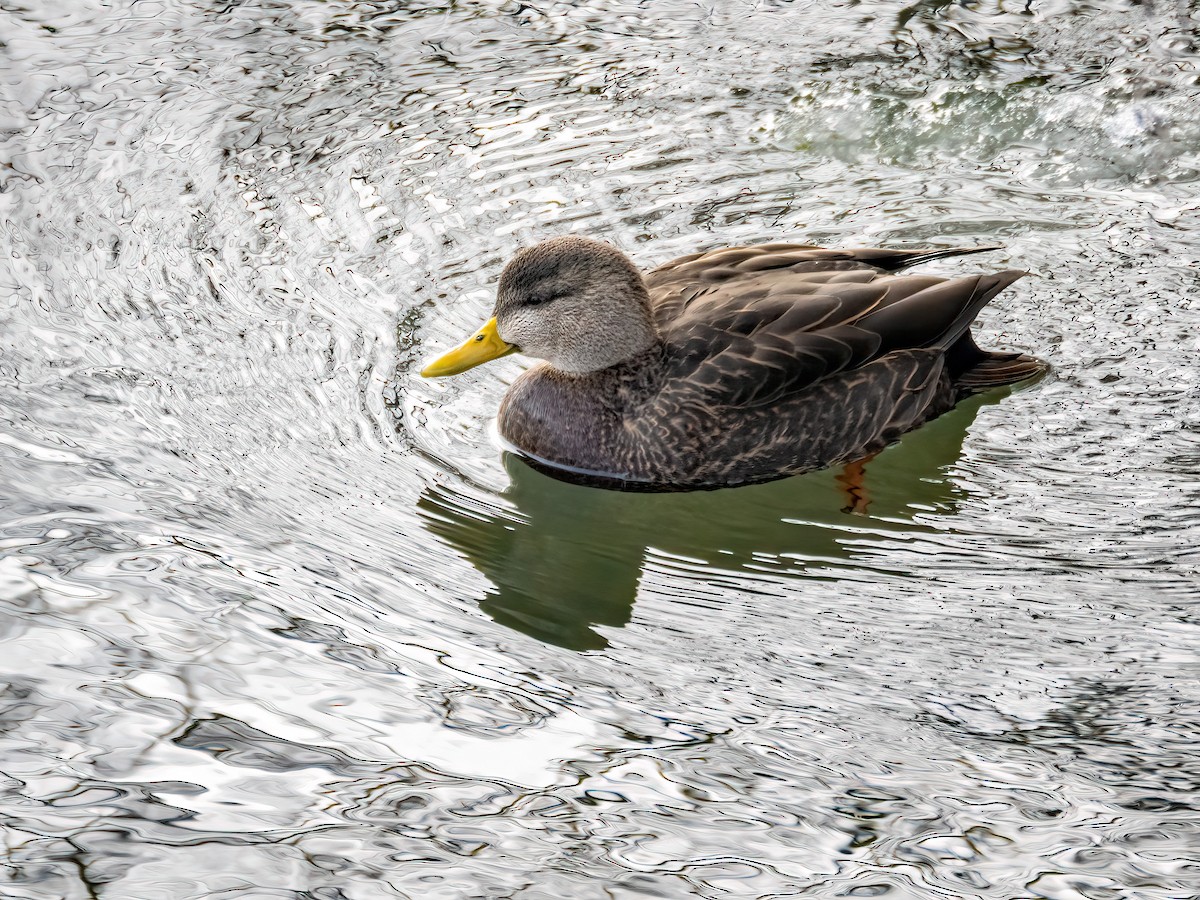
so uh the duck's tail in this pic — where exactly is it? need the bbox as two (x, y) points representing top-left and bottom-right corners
(922, 268), (1048, 392)
(947, 331), (1049, 393)
(861, 244), (1006, 271)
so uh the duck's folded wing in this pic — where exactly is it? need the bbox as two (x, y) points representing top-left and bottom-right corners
(646, 242), (1003, 291)
(665, 270), (1025, 409)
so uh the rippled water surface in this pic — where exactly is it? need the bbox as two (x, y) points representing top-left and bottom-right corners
(3, 1), (1199, 897)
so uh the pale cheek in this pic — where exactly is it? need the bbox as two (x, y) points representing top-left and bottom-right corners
(497, 312), (529, 345)
(499, 311), (546, 352)
(500, 304), (593, 362)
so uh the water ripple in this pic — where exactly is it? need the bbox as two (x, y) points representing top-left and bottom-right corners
(2, 0), (1199, 897)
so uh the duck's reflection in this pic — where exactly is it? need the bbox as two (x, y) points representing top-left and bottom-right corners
(418, 392), (1000, 650)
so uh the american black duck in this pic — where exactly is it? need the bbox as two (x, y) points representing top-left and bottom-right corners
(421, 236), (1046, 489)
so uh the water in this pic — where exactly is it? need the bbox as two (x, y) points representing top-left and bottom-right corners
(2, 0), (1198, 897)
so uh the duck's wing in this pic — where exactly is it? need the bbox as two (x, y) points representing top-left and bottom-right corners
(647, 242), (1002, 284)
(645, 242), (1003, 326)
(658, 267), (1026, 410)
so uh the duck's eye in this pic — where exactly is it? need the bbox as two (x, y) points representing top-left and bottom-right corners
(526, 288), (568, 307)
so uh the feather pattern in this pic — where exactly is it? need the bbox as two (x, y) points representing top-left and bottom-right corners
(488, 241), (1047, 489)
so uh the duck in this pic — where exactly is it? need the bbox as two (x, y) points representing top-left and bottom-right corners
(420, 236), (1046, 489)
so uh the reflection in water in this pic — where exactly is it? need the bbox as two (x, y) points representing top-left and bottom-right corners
(420, 392), (999, 649)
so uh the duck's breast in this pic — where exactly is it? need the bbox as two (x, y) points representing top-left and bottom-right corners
(498, 367), (630, 477)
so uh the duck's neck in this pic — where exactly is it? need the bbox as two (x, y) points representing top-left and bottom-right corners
(575, 340), (669, 408)
(552, 304), (659, 374)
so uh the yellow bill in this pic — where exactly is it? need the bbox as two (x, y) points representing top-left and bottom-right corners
(420, 316), (518, 377)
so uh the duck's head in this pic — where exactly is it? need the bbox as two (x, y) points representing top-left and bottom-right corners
(420, 236), (658, 377)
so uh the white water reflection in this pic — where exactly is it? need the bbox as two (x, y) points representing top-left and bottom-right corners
(2, 0), (1199, 897)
